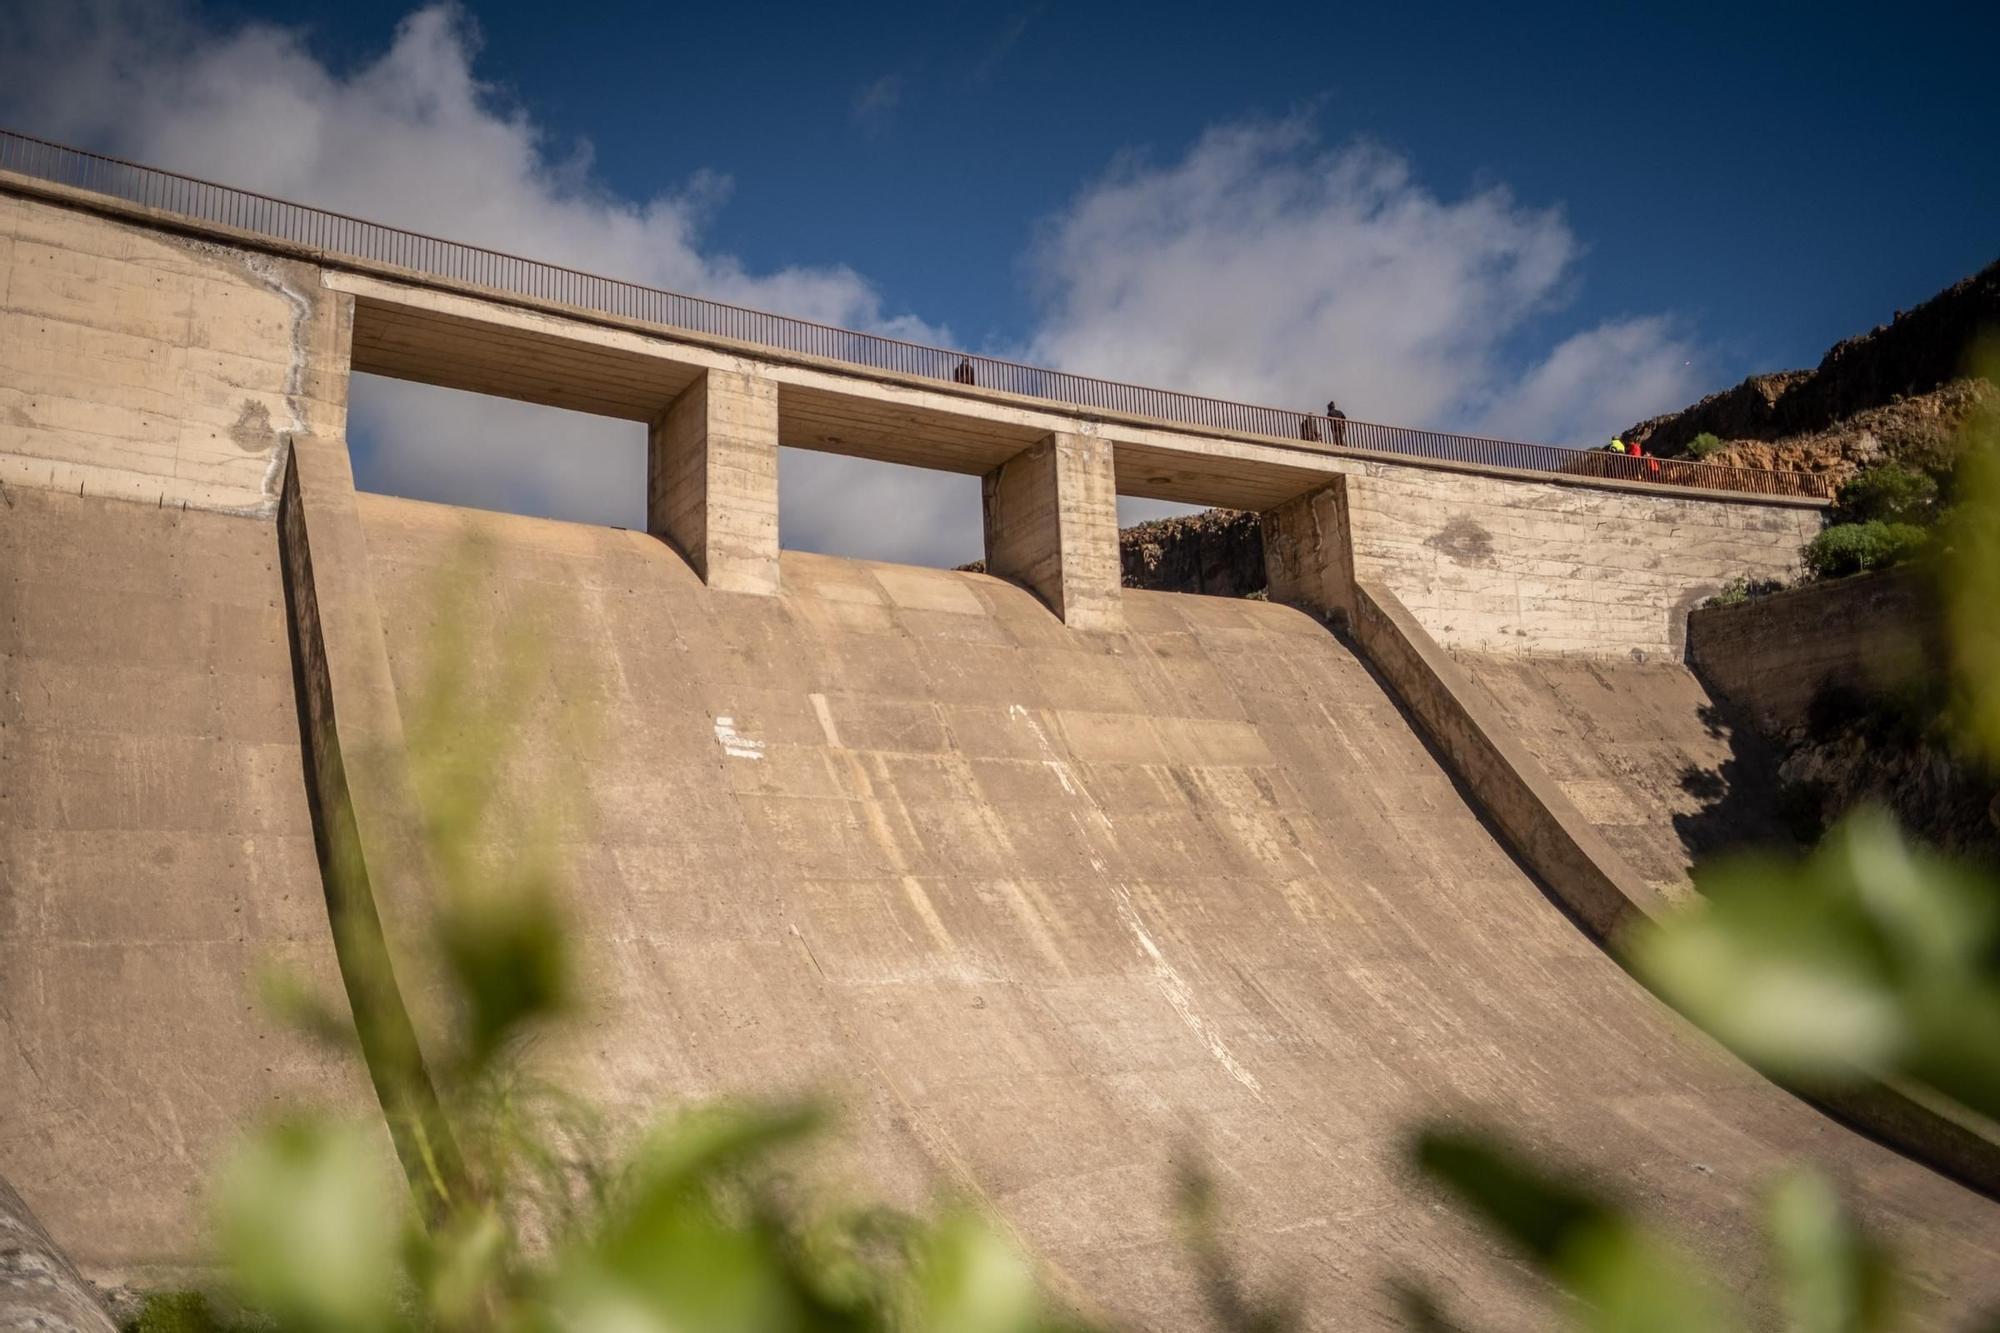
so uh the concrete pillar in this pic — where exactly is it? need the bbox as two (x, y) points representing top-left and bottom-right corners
(648, 369), (780, 595)
(1261, 477), (1356, 625)
(982, 431), (1122, 630)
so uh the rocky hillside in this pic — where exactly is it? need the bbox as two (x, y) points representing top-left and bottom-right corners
(1623, 257), (2000, 480)
(1117, 508), (1265, 596)
(959, 507), (1270, 596)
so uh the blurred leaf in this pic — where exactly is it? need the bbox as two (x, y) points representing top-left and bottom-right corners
(433, 870), (570, 1074)
(215, 1117), (406, 1333)
(1413, 1127), (1738, 1333)
(1766, 1170), (1897, 1333)
(1627, 809), (2000, 1122)
(1945, 340), (2000, 767)
(909, 1210), (1041, 1333)
(410, 1205), (509, 1333)
(124, 1291), (235, 1333)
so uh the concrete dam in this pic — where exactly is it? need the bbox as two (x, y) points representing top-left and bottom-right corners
(3, 134), (1998, 1327)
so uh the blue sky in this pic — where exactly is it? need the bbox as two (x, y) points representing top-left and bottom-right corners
(5, 0), (1995, 563)
(193, 0), (1998, 376)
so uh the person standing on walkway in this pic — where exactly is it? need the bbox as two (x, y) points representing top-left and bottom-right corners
(1326, 399), (1348, 446)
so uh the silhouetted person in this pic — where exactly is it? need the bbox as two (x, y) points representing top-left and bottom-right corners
(953, 358), (976, 386)
(1300, 415), (1321, 442)
(1326, 399), (1348, 446)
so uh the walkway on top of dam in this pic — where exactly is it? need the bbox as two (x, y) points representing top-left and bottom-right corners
(0, 126), (1832, 507)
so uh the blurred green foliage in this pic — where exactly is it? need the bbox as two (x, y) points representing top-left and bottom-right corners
(1688, 431), (1726, 459)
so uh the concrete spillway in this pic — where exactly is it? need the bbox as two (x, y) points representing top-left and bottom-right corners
(3, 164), (1998, 1329)
(6, 486), (2000, 1325)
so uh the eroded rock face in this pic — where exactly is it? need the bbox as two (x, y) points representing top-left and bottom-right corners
(960, 507), (1271, 597)
(1620, 256), (2000, 478)
(1117, 508), (1266, 596)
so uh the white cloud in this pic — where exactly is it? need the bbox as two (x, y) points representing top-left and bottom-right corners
(852, 75), (903, 132)
(3, 6), (1704, 566)
(2, 2), (936, 330)
(1, 0), (969, 562)
(1022, 117), (1700, 446)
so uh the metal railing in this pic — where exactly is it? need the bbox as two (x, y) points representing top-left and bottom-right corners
(0, 127), (1834, 500)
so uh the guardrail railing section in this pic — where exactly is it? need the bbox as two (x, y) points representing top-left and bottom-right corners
(0, 128), (1834, 500)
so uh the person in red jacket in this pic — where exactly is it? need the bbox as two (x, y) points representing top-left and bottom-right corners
(1630, 436), (1662, 481)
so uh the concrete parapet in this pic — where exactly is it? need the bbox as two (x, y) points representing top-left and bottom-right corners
(647, 369), (781, 596)
(981, 431), (1122, 630)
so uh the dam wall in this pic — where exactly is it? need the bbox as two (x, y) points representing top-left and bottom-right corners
(1, 177), (1822, 661)
(352, 495), (1998, 1327)
(0, 191), (347, 514)
(0, 487), (380, 1285)
(15, 160), (1999, 1329)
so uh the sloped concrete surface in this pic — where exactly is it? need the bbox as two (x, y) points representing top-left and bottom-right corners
(0, 488), (377, 1283)
(353, 494), (2000, 1329)
(1450, 653), (1794, 900)
(0, 1175), (115, 1333)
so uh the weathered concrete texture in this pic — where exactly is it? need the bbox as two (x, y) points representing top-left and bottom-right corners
(1261, 482), (1354, 623)
(981, 432), (1121, 630)
(0, 487), (378, 1282)
(349, 494), (2000, 1330)
(1347, 582), (1662, 940)
(1687, 569), (1939, 735)
(1450, 652), (1795, 901)
(0, 1174), (116, 1333)
(647, 369), (782, 596)
(0, 193), (343, 515)
(1342, 461), (1824, 658)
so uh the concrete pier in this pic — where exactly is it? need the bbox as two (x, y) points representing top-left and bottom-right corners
(981, 431), (1122, 630)
(647, 368), (781, 596)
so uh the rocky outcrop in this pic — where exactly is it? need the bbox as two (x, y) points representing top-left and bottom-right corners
(1623, 256), (2000, 478)
(1688, 569), (2000, 863)
(1118, 509), (1265, 596)
(960, 507), (1270, 597)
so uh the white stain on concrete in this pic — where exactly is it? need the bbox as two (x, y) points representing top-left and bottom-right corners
(1009, 703), (1083, 798)
(712, 715), (764, 760)
(1008, 703), (1263, 1096)
(1113, 884), (1264, 1096)
(808, 692), (844, 748)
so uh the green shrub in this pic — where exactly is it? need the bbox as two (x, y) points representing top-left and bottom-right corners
(1703, 575), (1785, 608)
(1687, 431), (1725, 459)
(1802, 520), (1929, 579)
(1830, 463), (1939, 527)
